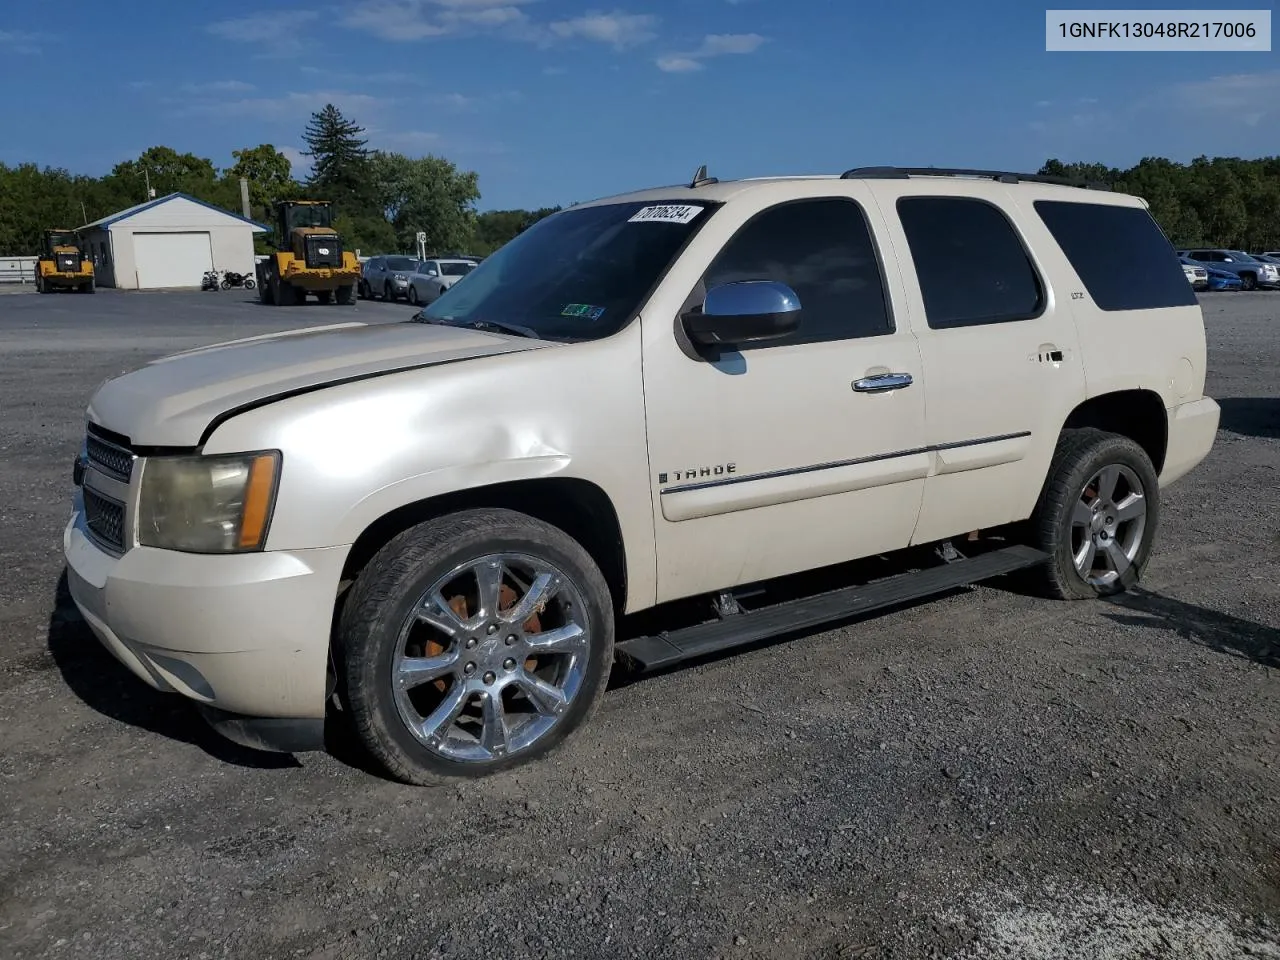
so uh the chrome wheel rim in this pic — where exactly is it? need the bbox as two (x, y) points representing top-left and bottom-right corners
(390, 553), (590, 763)
(1070, 464), (1147, 587)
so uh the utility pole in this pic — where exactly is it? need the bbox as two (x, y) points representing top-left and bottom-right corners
(143, 168), (153, 200)
(80, 201), (87, 225)
(240, 177), (251, 219)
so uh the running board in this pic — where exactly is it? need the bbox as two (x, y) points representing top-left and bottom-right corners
(616, 544), (1048, 672)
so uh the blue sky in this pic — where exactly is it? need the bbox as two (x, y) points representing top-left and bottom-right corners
(0, 0), (1276, 211)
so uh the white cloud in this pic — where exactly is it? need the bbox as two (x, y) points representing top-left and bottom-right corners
(656, 31), (766, 72)
(299, 66), (428, 85)
(207, 10), (319, 38)
(342, 0), (537, 41)
(181, 80), (256, 94)
(176, 90), (391, 123)
(1172, 70), (1280, 111)
(696, 32), (765, 55)
(0, 29), (43, 54)
(373, 129), (443, 148)
(548, 10), (658, 48)
(206, 10), (320, 57)
(656, 56), (702, 73)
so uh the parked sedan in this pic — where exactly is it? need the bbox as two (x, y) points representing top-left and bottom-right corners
(1205, 265), (1244, 291)
(1178, 256), (1208, 290)
(407, 258), (477, 305)
(1177, 249), (1280, 290)
(360, 255), (422, 301)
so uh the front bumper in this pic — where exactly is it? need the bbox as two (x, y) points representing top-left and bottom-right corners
(62, 502), (347, 751)
(1161, 396), (1220, 488)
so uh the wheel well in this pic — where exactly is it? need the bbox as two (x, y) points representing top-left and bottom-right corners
(337, 478), (629, 615)
(1063, 390), (1167, 473)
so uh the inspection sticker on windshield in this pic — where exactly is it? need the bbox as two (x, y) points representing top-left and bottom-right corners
(561, 303), (605, 320)
(628, 204), (704, 225)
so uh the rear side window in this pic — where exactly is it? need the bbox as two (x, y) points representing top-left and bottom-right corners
(896, 197), (1044, 329)
(1035, 201), (1197, 311)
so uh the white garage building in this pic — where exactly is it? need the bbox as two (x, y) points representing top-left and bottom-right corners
(79, 192), (267, 290)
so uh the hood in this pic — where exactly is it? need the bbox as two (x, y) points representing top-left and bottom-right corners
(87, 320), (552, 447)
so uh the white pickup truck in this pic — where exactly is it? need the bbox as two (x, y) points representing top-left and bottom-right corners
(63, 166), (1220, 785)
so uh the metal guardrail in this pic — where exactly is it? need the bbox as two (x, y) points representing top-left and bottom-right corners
(0, 257), (37, 284)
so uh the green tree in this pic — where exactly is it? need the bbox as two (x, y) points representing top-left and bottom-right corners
(472, 206), (561, 255)
(372, 151), (481, 253)
(302, 104), (373, 212)
(108, 146), (220, 202)
(225, 144), (300, 251)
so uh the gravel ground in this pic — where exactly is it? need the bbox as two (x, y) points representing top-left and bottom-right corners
(0, 288), (1277, 960)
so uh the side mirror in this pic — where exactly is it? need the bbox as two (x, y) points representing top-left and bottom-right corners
(682, 280), (802, 347)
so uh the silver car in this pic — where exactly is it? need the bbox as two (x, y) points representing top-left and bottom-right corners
(408, 258), (477, 305)
(360, 255), (422, 302)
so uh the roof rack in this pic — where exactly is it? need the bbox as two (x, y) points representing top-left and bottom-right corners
(838, 166), (1111, 191)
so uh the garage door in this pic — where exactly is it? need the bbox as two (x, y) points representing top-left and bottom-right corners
(132, 232), (213, 289)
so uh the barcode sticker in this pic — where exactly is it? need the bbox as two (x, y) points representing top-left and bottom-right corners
(628, 204), (704, 225)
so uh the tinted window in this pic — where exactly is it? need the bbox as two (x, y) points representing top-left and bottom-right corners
(897, 197), (1043, 329)
(385, 257), (418, 271)
(441, 262), (474, 276)
(1035, 201), (1196, 311)
(423, 200), (717, 341)
(701, 197), (892, 347)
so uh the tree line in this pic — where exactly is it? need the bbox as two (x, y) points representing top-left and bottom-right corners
(2, 108), (1278, 258)
(1038, 156), (1280, 250)
(0, 104), (560, 259)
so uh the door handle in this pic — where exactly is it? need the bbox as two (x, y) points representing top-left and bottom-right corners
(853, 372), (913, 393)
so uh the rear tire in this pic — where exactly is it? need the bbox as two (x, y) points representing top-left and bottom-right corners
(335, 284), (354, 305)
(408, 286), (419, 305)
(1241, 273), (1257, 291)
(339, 508), (615, 786)
(1028, 428), (1160, 600)
(316, 290), (332, 305)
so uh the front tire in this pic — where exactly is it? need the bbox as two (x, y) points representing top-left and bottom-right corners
(339, 508), (615, 786)
(1029, 428), (1160, 600)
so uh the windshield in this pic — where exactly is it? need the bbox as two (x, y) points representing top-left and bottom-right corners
(422, 199), (718, 341)
(440, 261), (474, 276)
(284, 204), (333, 231)
(385, 257), (418, 271)
(1228, 250), (1258, 262)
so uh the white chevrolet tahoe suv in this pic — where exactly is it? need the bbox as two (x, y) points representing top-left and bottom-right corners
(63, 166), (1220, 785)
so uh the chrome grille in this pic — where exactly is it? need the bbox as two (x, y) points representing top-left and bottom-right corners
(83, 487), (125, 553)
(85, 431), (134, 481)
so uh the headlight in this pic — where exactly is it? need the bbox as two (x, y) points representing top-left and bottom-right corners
(137, 451), (281, 553)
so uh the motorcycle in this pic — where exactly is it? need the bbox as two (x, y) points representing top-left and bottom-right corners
(201, 270), (221, 291)
(219, 269), (256, 290)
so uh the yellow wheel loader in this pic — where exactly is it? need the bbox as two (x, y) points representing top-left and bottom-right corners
(35, 230), (95, 293)
(255, 200), (360, 306)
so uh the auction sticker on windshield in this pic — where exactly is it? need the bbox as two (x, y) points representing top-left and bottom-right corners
(628, 204), (705, 225)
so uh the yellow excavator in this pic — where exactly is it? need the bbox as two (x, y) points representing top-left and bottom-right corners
(35, 229), (95, 294)
(256, 200), (360, 305)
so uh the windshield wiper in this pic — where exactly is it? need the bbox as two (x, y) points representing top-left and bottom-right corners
(438, 318), (541, 340)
